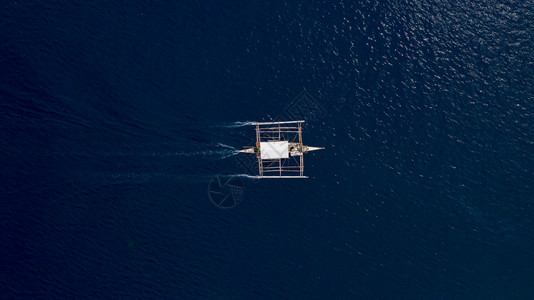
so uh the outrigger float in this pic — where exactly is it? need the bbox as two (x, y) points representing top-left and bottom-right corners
(238, 120), (323, 178)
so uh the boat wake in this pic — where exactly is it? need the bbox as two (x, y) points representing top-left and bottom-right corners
(184, 143), (237, 159)
(75, 145), (244, 185)
(98, 172), (217, 184)
(215, 121), (255, 128)
(93, 143), (239, 160)
(169, 149), (237, 159)
(231, 174), (258, 180)
(216, 143), (236, 150)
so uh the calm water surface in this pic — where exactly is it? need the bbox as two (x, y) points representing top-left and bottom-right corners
(1, 0), (533, 298)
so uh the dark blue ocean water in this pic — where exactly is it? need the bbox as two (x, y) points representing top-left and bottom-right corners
(1, 0), (533, 298)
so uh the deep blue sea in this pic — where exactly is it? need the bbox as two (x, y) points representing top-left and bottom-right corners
(1, 0), (533, 298)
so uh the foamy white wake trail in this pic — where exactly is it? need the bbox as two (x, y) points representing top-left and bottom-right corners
(216, 143), (236, 150)
(99, 173), (218, 184)
(219, 150), (239, 159)
(174, 142), (239, 159)
(169, 149), (238, 160)
(103, 143), (239, 160)
(232, 174), (258, 179)
(87, 144), (243, 184)
(216, 121), (255, 128)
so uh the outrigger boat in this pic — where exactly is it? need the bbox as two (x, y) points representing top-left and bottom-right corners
(238, 120), (323, 178)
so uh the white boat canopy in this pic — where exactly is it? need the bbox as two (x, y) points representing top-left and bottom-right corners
(260, 141), (289, 159)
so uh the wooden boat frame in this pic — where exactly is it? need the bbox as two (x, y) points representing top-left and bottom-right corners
(240, 121), (323, 178)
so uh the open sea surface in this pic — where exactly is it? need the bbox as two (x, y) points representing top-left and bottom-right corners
(1, 0), (533, 298)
